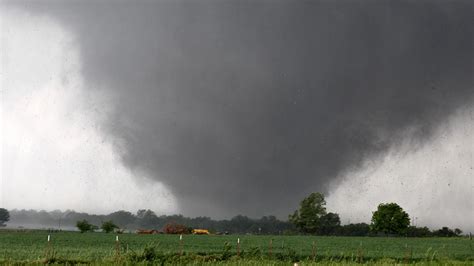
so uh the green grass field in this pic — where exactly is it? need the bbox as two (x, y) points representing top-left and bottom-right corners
(0, 230), (472, 265)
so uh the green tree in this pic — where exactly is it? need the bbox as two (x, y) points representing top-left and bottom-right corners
(101, 220), (118, 233)
(371, 203), (410, 235)
(289, 192), (327, 234)
(76, 219), (97, 233)
(0, 208), (9, 227)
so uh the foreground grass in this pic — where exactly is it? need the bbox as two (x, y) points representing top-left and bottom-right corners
(0, 230), (472, 264)
(1, 259), (473, 266)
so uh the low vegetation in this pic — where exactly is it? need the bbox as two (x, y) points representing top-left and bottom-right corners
(101, 220), (119, 233)
(76, 219), (98, 233)
(0, 230), (472, 264)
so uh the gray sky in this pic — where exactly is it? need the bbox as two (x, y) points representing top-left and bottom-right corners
(1, 0), (473, 230)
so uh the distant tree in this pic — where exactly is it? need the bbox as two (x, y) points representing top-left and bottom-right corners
(229, 215), (253, 233)
(318, 212), (341, 235)
(406, 226), (432, 237)
(136, 209), (159, 228)
(76, 219), (97, 233)
(433, 227), (461, 237)
(371, 203), (410, 235)
(0, 208), (9, 227)
(454, 228), (462, 236)
(107, 211), (136, 228)
(101, 220), (118, 233)
(136, 209), (148, 219)
(338, 223), (371, 236)
(257, 215), (279, 234)
(289, 192), (327, 234)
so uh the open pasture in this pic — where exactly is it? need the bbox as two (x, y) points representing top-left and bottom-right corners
(0, 230), (472, 264)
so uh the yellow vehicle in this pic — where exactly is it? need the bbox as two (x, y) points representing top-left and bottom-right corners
(192, 229), (210, 235)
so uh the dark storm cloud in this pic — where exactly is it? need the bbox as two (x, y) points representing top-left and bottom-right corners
(7, 0), (473, 217)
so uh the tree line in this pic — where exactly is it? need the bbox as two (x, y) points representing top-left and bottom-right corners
(4, 208), (293, 234)
(0, 192), (465, 237)
(287, 193), (464, 237)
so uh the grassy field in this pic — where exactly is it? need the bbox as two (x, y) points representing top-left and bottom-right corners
(0, 230), (472, 264)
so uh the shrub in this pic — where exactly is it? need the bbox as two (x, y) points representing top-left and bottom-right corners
(101, 220), (118, 233)
(76, 219), (97, 233)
